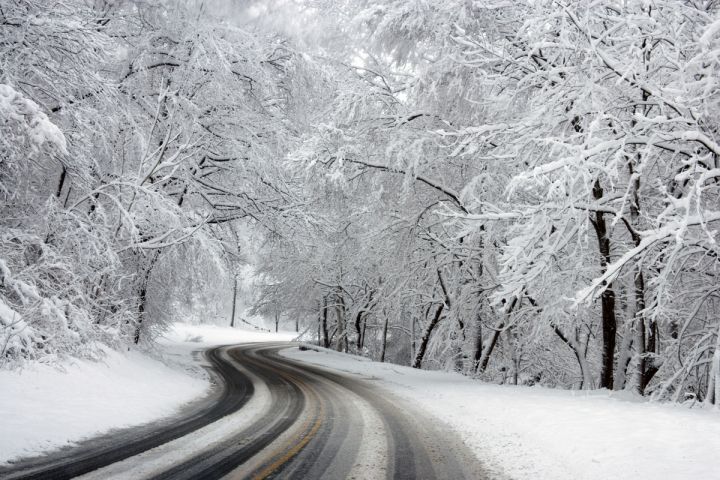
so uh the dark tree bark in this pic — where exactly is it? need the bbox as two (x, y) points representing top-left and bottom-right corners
(134, 251), (160, 344)
(317, 301), (322, 345)
(477, 297), (518, 373)
(636, 264), (659, 393)
(335, 289), (348, 352)
(412, 269), (451, 369)
(477, 321), (502, 373)
(625, 153), (658, 393)
(135, 281), (147, 344)
(355, 290), (373, 351)
(321, 296), (330, 348)
(412, 302), (444, 369)
(473, 311), (483, 367)
(230, 276), (237, 327)
(553, 325), (594, 389)
(591, 179), (618, 390)
(56, 165), (67, 198)
(380, 314), (389, 362)
(354, 310), (364, 350)
(360, 317), (368, 350)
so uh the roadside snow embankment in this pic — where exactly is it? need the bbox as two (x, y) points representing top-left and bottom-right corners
(283, 346), (720, 480)
(0, 347), (207, 464)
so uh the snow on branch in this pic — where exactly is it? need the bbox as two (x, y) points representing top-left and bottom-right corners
(0, 84), (67, 154)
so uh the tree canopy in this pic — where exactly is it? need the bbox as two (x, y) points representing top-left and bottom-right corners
(2, 0), (719, 405)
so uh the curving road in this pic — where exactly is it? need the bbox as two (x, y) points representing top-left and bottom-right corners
(0, 343), (488, 480)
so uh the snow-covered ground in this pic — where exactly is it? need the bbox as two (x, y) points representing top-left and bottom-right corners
(0, 347), (206, 464)
(161, 322), (297, 346)
(0, 322), (296, 465)
(283, 346), (720, 480)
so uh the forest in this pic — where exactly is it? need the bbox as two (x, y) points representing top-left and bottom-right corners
(1, 0), (719, 405)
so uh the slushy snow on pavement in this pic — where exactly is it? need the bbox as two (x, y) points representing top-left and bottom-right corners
(283, 345), (720, 480)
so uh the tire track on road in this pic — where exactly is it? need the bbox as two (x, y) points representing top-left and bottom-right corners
(0, 347), (254, 480)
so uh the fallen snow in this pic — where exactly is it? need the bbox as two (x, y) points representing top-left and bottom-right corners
(282, 346), (720, 480)
(0, 322), (297, 465)
(0, 347), (207, 464)
(161, 322), (297, 346)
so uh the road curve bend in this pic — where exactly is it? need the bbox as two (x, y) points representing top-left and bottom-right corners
(0, 343), (489, 480)
(0, 347), (255, 480)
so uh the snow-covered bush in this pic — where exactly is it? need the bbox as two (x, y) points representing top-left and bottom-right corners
(0, 232), (101, 365)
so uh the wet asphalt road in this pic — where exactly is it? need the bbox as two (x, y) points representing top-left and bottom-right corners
(0, 343), (488, 479)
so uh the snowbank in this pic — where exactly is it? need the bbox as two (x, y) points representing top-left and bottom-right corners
(283, 346), (720, 480)
(0, 322), (297, 465)
(0, 347), (207, 464)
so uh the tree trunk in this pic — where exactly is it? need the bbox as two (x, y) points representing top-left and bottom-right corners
(624, 77), (657, 394)
(473, 311), (483, 368)
(321, 296), (330, 348)
(134, 281), (147, 344)
(629, 220), (658, 394)
(360, 316), (368, 350)
(230, 276), (238, 327)
(477, 323), (501, 373)
(380, 314), (389, 362)
(354, 310), (364, 350)
(56, 165), (67, 198)
(553, 325), (594, 389)
(592, 179), (617, 390)
(133, 251), (160, 344)
(355, 291), (372, 351)
(412, 303), (444, 368)
(62, 184), (73, 208)
(615, 320), (634, 391)
(335, 290), (348, 352)
(317, 303), (321, 346)
(413, 269), (453, 369)
(410, 314), (416, 364)
(477, 297), (518, 373)
(509, 328), (520, 385)
(705, 326), (720, 406)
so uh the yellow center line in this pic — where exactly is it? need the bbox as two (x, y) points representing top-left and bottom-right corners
(251, 368), (326, 480)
